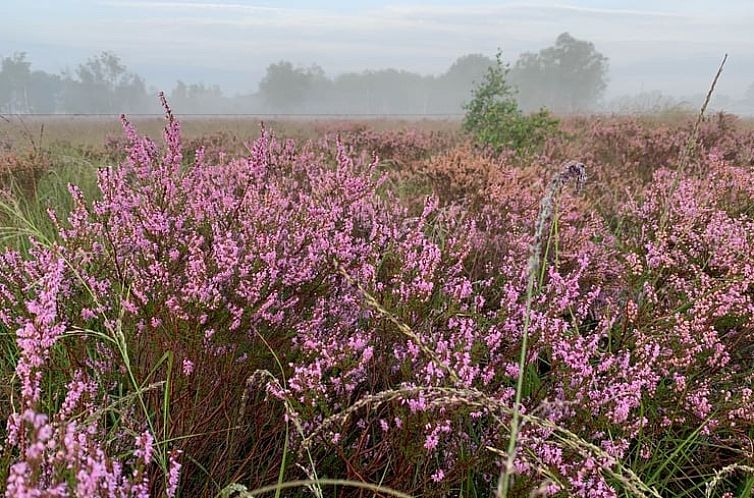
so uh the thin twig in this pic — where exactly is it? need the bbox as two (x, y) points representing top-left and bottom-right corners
(679, 53), (728, 172)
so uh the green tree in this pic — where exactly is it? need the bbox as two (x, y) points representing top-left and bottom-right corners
(26, 70), (62, 113)
(170, 81), (228, 114)
(463, 52), (559, 155)
(60, 52), (148, 113)
(257, 61), (329, 112)
(511, 32), (609, 113)
(0, 53), (32, 112)
(432, 53), (494, 114)
(0, 53), (63, 113)
(332, 69), (430, 114)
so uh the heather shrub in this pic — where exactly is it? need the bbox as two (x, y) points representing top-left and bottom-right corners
(328, 125), (456, 169)
(4, 99), (754, 497)
(405, 143), (507, 208)
(1, 97), (420, 495)
(0, 242), (183, 497)
(540, 113), (754, 217)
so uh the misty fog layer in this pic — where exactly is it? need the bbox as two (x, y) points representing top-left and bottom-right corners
(1, 32), (752, 116)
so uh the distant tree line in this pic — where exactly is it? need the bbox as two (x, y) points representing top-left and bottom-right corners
(0, 33), (619, 115)
(9, 33), (749, 116)
(0, 52), (150, 114)
(257, 33), (610, 115)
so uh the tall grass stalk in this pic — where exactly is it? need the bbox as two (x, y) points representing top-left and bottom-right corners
(498, 160), (585, 498)
(659, 53), (727, 233)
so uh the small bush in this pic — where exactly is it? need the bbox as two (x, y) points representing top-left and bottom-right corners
(462, 52), (560, 155)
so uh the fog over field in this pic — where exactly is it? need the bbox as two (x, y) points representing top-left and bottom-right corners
(2, 0), (754, 114)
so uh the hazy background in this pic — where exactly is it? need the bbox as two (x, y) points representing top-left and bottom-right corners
(2, 0), (754, 115)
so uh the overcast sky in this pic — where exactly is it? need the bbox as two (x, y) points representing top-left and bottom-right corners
(3, 0), (753, 98)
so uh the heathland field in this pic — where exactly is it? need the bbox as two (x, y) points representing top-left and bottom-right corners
(3, 103), (754, 497)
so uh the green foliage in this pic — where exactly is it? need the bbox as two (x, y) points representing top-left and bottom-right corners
(0, 53), (62, 113)
(511, 32), (609, 113)
(60, 51), (149, 113)
(258, 61), (330, 112)
(0, 148), (100, 253)
(462, 52), (560, 155)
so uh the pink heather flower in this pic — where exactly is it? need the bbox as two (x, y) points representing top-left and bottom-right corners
(182, 359), (194, 376)
(167, 450), (183, 498)
(122, 300), (138, 314)
(134, 431), (154, 465)
(362, 345), (374, 362)
(504, 363), (520, 378)
(14, 252), (66, 409)
(431, 469), (445, 482)
(424, 432), (440, 451)
(6, 462), (36, 498)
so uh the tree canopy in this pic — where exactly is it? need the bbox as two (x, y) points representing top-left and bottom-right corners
(510, 32), (609, 113)
(60, 52), (149, 113)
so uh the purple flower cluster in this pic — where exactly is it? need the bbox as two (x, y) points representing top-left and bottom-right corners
(3, 102), (754, 496)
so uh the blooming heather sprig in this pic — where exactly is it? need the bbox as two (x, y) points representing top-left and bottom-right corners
(167, 449), (182, 498)
(11, 247), (66, 410)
